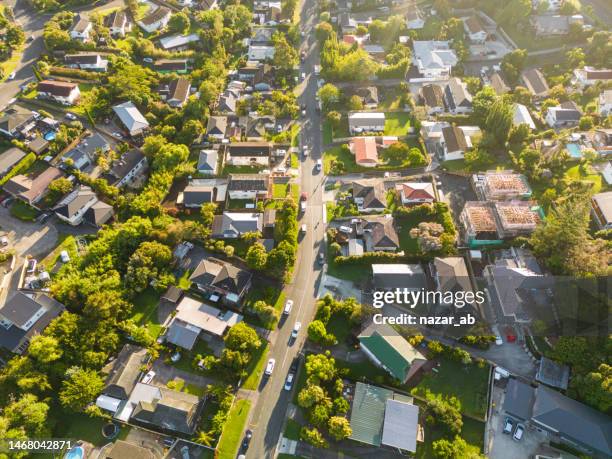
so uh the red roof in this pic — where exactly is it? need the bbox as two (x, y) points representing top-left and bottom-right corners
(400, 182), (435, 200)
(343, 35), (357, 44)
(350, 137), (378, 165)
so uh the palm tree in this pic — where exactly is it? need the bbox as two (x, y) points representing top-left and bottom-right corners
(195, 430), (214, 447)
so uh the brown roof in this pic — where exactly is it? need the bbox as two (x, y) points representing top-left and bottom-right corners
(465, 16), (485, 34)
(139, 6), (171, 26)
(521, 69), (549, 97)
(490, 73), (509, 95)
(464, 203), (497, 232)
(421, 84), (444, 107)
(168, 78), (191, 103)
(105, 10), (127, 29)
(38, 80), (78, 97)
(105, 440), (155, 459)
(585, 68), (612, 80)
(154, 59), (187, 71)
(442, 126), (468, 152)
(399, 182), (435, 200)
(4, 166), (62, 202)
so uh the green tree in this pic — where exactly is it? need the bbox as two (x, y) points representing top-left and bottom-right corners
(1, 394), (50, 438)
(305, 352), (337, 383)
(224, 322), (261, 352)
(425, 392), (463, 435)
(328, 416), (352, 440)
(28, 335), (62, 364)
(272, 32), (299, 73)
(472, 86), (498, 126)
(381, 141), (409, 163)
(200, 202), (218, 226)
(309, 400), (332, 427)
(297, 383), (326, 408)
(484, 100), (514, 147)
(333, 396), (350, 415)
(433, 436), (485, 458)
(300, 426), (329, 448)
(572, 364), (612, 412)
(168, 11), (190, 33)
(59, 367), (105, 412)
(347, 94), (363, 111)
(246, 242), (268, 270)
(579, 116), (594, 130)
(316, 21), (334, 42)
(501, 49), (527, 85)
(48, 177), (72, 196)
(318, 83), (340, 112)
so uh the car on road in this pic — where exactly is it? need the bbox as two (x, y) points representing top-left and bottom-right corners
(290, 357), (299, 373)
(318, 252), (325, 265)
(65, 113), (78, 121)
(162, 438), (174, 447)
(27, 35), (34, 42)
(37, 212), (51, 223)
(301, 224), (307, 234)
(284, 372), (295, 391)
(26, 259), (37, 273)
(7, 72), (16, 80)
(265, 358), (276, 375)
(513, 424), (524, 441)
(503, 417), (514, 434)
(0, 236), (8, 246)
(60, 250), (70, 263)
(301, 109), (306, 117)
(283, 299), (293, 315)
(300, 200), (306, 212)
(112, 132), (123, 139)
(291, 322), (301, 339)
(315, 159), (322, 171)
(0, 197), (13, 208)
(241, 429), (252, 451)
(301, 72), (306, 80)
(303, 147), (309, 157)
(142, 370), (155, 384)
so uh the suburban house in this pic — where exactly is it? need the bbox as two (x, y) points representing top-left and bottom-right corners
(591, 191), (612, 230)
(472, 171), (532, 201)
(395, 182), (436, 205)
(198, 0), (219, 9)
(349, 136), (379, 167)
(594, 161), (612, 186)
(520, 69), (550, 99)
(339, 13), (357, 33)
(104, 150), (148, 188)
(489, 72), (510, 95)
(159, 33), (200, 51)
(189, 257), (253, 305)
(237, 62), (266, 85)
(211, 212), (263, 238)
(432, 257), (472, 307)
(513, 104), (536, 130)
(437, 125), (481, 161)
(353, 87), (379, 109)
(53, 185), (99, 226)
(83, 200), (114, 228)
(444, 77), (472, 114)
(420, 84), (445, 115)
(573, 66), (612, 87)
(503, 378), (612, 458)
(359, 322), (428, 383)
(545, 101), (582, 128)
(3, 166), (63, 206)
(0, 105), (37, 139)
(197, 149), (218, 175)
(460, 202), (503, 247)
(227, 173), (271, 200)
(178, 182), (216, 208)
(27, 136), (49, 155)
(0, 292), (65, 355)
(371, 264), (427, 291)
(65, 53), (108, 72)
(105, 10), (129, 37)
(352, 179), (386, 212)
(62, 133), (110, 171)
(348, 112), (385, 134)
(0, 147), (26, 178)
(166, 296), (243, 350)
(206, 116), (229, 141)
(536, 357), (570, 391)
(248, 44), (275, 61)
(530, 14), (575, 36)
(349, 382), (422, 454)
(159, 78), (191, 108)
(217, 90), (239, 114)
(98, 344), (148, 405)
(37, 80), (81, 105)
(112, 101), (150, 136)
(154, 59), (188, 74)
(69, 14), (92, 41)
(405, 7), (425, 29)
(245, 116), (276, 140)
(464, 15), (487, 43)
(137, 6), (172, 33)
(226, 142), (271, 166)
(599, 90), (612, 117)
(102, 441), (155, 459)
(357, 215), (399, 252)
(411, 41), (458, 80)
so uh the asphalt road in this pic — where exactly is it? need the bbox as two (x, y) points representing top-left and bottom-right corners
(245, 0), (325, 456)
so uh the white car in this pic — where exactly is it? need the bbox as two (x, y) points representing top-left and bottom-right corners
(315, 159), (322, 171)
(303, 147), (309, 157)
(513, 424), (524, 441)
(283, 299), (293, 315)
(143, 57), (154, 63)
(7, 72), (16, 80)
(338, 225), (352, 234)
(170, 352), (181, 362)
(65, 112), (77, 121)
(265, 358), (276, 375)
(112, 132), (123, 139)
(291, 322), (301, 339)
(60, 250), (70, 263)
(301, 72), (306, 80)
(0, 236), (8, 246)
(284, 372), (295, 391)
(301, 224), (307, 233)
(142, 370), (155, 384)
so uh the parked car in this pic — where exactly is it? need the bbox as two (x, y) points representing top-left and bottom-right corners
(170, 352), (181, 362)
(503, 417), (514, 434)
(290, 357), (299, 373)
(7, 72), (16, 80)
(112, 132), (123, 139)
(0, 197), (13, 208)
(318, 252), (325, 265)
(241, 429), (252, 451)
(162, 438), (174, 447)
(142, 370), (155, 384)
(37, 212), (51, 223)
(26, 259), (37, 273)
(291, 322), (301, 339)
(60, 250), (70, 263)
(265, 358), (276, 375)
(315, 159), (322, 171)
(284, 372), (295, 391)
(301, 224), (307, 234)
(513, 424), (524, 441)
(0, 236), (8, 246)
(303, 147), (309, 157)
(338, 225), (352, 234)
(143, 57), (154, 63)
(283, 299), (293, 315)
(65, 112), (77, 121)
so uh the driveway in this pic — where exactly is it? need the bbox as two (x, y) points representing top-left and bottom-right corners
(0, 206), (59, 257)
(150, 360), (218, 389)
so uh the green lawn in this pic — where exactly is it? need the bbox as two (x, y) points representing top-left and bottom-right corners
(243, 285), (283, 330)
(336, 358), (391, 383)
(242, 342), (270, 390)
(172, 339), (215, 373)
(273, 183), (289, 198)
(54, 412), (130, 446)
(222, 164), (266, 176)
(326, 259), (370, 283)
(384, 113), (412, 136)
(564, 164), (603, 193)
(217, 399), (252, 459)
(131, 287), (163, 337)
(326, 314), (352, 345)
(284, 419), (302, 441)
(379, 87), (405, 111)
(177, 269), (192, 290)
(10, 200), (38, 221)
(415, 413), (484, 458)
(290, 152), (299, 168)
(40, 234), (77, 272)
(322, 119), (333, 144)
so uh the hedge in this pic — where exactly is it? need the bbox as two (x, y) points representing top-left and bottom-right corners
(0, 152), (36, 186)
(48, 66), (103, 81)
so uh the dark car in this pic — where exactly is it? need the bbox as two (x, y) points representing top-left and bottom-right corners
(290, 357), (299, 373)
(241, 429), (253, 452)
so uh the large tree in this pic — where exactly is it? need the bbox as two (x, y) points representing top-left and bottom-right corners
(59, 367), (105, 412)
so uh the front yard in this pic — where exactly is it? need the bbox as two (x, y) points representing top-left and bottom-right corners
(40, 234), (77, 272)
(241, 342), (270, 390)
(10, 200), (38, 221)
(216, 399), (251, 459)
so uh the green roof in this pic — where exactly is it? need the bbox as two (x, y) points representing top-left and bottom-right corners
(349, 382), (393, 446)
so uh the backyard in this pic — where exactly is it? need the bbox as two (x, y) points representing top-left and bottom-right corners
(384, 112), (412, 136)
(54, 411), (130, 446)
(40, 234), (78, 273)
(216, 399), (252, 459)
(130, 287), (163, 337)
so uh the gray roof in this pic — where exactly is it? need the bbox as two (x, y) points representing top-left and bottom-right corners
(211, 212), (263, 237)
(71, 14), (91, 33)
(0, 105), (35, 135)
(102, 344), (148, 400)
(166, 319), (200, 350)
(228, 173), (269, 192)
(503, 378), (536, 421)
(206, 116), (228, 136)
(353, 180), (386, 209)
(521, 69), (549, 96)
(197, 150), (218, 173)
(364, 217), (399, 250)
(182, 184), (214, 206)
(228, 142), (271, 157)
(108, 150), (146, 183)
(65, 53), (101, 65)
(381, 399), (419, 452)
(131, 386), (200, 435)
(189, 258), (252, 296)
(0, 147), (26, 175)
(75, 133), (109, 156)
(372, 264), (426, 290)
(444, 77), (472, 110)
(139, 6), (171, 26)
(536, 357), (570, 390)
(105, 440), (154, 459)
(54, 185), (96, 219)
(83, 199), (114, 227)
(0, 292), (58, 329)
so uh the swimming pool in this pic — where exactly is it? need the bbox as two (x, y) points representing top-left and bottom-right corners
(566, 143), (582, 159)
(44, 131), (56, 141)
(64, 446), (84, 459)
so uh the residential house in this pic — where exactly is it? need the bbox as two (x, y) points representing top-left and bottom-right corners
(395, 182), (436, 205)
(371, 264), (427, 291)
(253, 0), (281, 24)
(352, 179), (386, 212)
(105, 10), (129, 37)
(54, 185), (98, 226)
(593, 161), (612, 186)
(199, 0), (219, 10)
(591, 129), (612, 157)
(245, 116), (275, 140)
(443, 77), (472, 114)
(359, 215), (399, 252)
(460, 201), (503, 248)
(154, 59), (188, 74)
(211, 212), (263, 238)
(189, 257), (252, 305)
(464, 16), (487, 43)
(0, 292), (65, 354)
(359, 323), (427, 382)
(64, 53), (108, 72)
(349, 137), (379, 167)
(103, 441), (155, 459)
(530, 14), (573, 36)
(503, 379), (612, 458)
(70, 14), (92, 41)
(411, 41), (458, 80)
(420, 84), (445, 115)
(0, 147), (26, 178)
(591, 191), (612, 230)
(573, 66), (612, 87)
(536, 357), (570, 390)
(226, 142), (271, 167)
(237, 62), (266, 85)
(489, 72), (510, 95)
(159, 33), (200, 51)
(97, 344), (148, 407)
(532, 0), (562, 11)
(3, 166), (63, 206)
(438, 125), (472, 161)
(349, 382), (422, 454)
(105, 150), (148, 188)
(166, 296), (243, 349)
(227, 173), (271, 200)
(137, 7), (171, 33)
(197, 150), (218, 175)
(513, 104), (536, 130)
(83, 200), (114, 228)
(348, 112), (385, 134)
(405, 7), (424, 29)
(112, 101), (150, 136)
(27, 137), (49, 155)
(62, 133), (110, 171)
(247, 45), (275, 61)
(599, 90), (612, 117)
(159, 78), (191, 108)
(178, 182), (216, 208)
(472, 170), (532, 201)
(432, 256), (472, 307)
(363, 44), (386, 60)
(353, 87), (379, 109)
(339, 13), (357, 33)
(545, 101), (581, 128)
(37, 80), (81, 105)
(520, 69), (550, 99)
(0, 105), (37, 139)
(206, 116), (229, 141)
(217, 90), (239, 114)
(494, 201), (542, 238)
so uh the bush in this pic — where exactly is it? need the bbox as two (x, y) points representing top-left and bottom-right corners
(48, 66), (102, 81)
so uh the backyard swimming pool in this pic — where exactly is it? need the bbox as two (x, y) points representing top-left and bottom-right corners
(64, 446), (84, 459)
(44, 131), (56, 141)
(566, 143), (582, 159)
